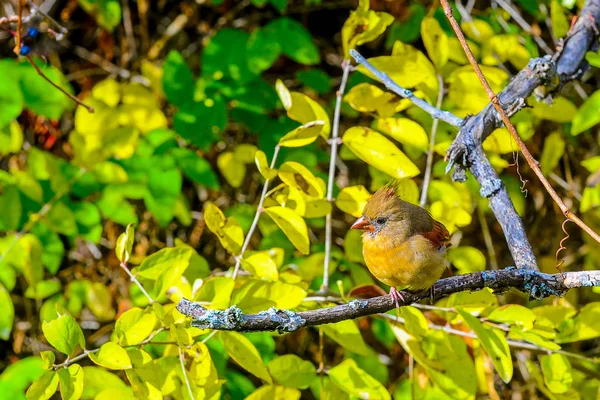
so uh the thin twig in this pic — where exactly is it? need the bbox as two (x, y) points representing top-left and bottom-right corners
(25, 56), (94, 112)
(478, 205), (499, 270)
(232, 146), (281, 280)
(179, 347), (195, 400)
(322, 60), (352, 292)
(349, 50), (464, 128)
(419, 74), (445, 208)
(120, 261), (154, 304)
(493, 0), (554, 54)
(440, 0), (600, 246)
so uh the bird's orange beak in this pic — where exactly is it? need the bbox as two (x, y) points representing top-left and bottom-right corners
(351, 216), (374, 232)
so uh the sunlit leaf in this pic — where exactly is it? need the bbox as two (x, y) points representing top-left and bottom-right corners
(447, 246), (486, 274)
(541, 354), (572, 394)
(218, 151), (246, 188)
(275, 80), (330, 138)
(344, 83), (409, 118)
(255, 150), (278, 180)
(25, 370), (59, 400)
(278, 161), (324, 198)
(267, 354), (317, 389)
(220, 331), (272, 383)
(0, 284), (14, 340)
(531, 96), (577, 123)
(278, 120), (325, 148)
(421, 17), (448, 69)
(341, 0), (394, 59)
(203, 203), (245, 255)
(57, 364), (84, 400)
(89, 342), (132, 370)
(321, 320), (370, 356)
(374, 118), (429, 152)
(336, 185), (371, 218)
(551, 0), (570, 38)
(246, 385), (301, 400)
(329, 359), (391, 400)
(114, 307), (157, 346)
(41, 313), (85, 357)
(115, 223), (135, 264)
(572, 90), (600, 135)
(242, 251), (279, 281)
(232, 279), (307, 313)
(343, 127), (420, 180)
(264, 206), (310, 254)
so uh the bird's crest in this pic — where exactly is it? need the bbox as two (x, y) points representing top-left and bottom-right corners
(363, 180), (404, 219)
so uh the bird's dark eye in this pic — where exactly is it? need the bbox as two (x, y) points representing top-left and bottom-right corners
(376, 217), (388, 225)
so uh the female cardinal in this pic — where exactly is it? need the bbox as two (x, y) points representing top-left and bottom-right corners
(350, 182), (451, 306)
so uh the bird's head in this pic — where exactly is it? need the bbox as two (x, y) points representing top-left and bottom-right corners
(350, 182), (406, 236)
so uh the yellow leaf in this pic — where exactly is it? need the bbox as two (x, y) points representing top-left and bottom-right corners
(342, 127), (420, 180)
(204, 203), (244, 255)
(421, 17), (448, 69)
(341, 0), (394, 59)
(394, 178), (420, 205)
(117, 104), (168, 134)
(481, 35), (531, 69)
(531, 96), (577, 123)
(276, 80), (330, 138)
(264, 184), (307, 216)
(217, 151), (246, 188)
(92, 78), (121, 108)
(255, 150), (278, 180)
(551, 0), (570, 39)
(461, 19), (495, 42)
(247, 385), (301, 400)
(447, 37), (480, 64)
(344, 83), (411, 118)
(278, 162), (324, 198)
(448, 65), (508, 114)
(374, 118), (429, 152)
(278, 121), (325, 148)
(234, 144), (258, 164)
(232, 279), (307, 312)
(303, 198), (332, 218)
(242, 251), (279, 281)
(336, 185), (371, 217)
(220, 331), (273, 383)
(265, 206), (310, 254)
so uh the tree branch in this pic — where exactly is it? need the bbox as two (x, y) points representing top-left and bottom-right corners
(176, 269), (600, 333)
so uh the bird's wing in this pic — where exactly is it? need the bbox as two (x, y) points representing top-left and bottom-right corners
(420, 220), (451, 250)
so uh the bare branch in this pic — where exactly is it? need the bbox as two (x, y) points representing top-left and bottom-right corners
(176, 269), (600, 333)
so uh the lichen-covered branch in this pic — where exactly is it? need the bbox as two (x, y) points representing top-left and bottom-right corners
(177, 269), (600, 333)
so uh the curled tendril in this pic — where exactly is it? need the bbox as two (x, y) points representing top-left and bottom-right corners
(555, 218), (572, 276)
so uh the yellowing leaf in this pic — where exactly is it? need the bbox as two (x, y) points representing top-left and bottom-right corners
(92, 78), (121, 107)
(303, 198), (332, 218)
(571, 90), (600, 135)
(448, 65), (508, 114)
(461, 19), (495, 42)
(447, 246), (486, 274)
(242, 251), (279, 281)
(541, 354), (572, 394)
(278, 121), (325, 148)
(321, 320), (370, 356)
(344, 83), (411, 118)
(540, 131), (565, 175)
(204, 203), (244, 255)
(481, 35), (531, 69)
(246, 385), (301, 400)
(341, 0), (394, 59)
(217, 151), (245, 188)
(58, 364), (84, 400)
(26, 370), (59, 400)
(42, 313), (85, 357)
(115, 223), (135, 263)
(401, 306), (430, 340)
(335, 185), (371, 217)
(374, 118), (429, 152)
(264, 184), (307, 216)
(329, 359), (391, 400)
(457, 308), (513, 383)
(531, 96), (577, 123)
(232, 279), (307, 313)
(264, 206), (310, 254)
(114, 307), (157, 346)
(447, 37), (480, 64)
(89, 342), (132, 370)
(278, 162), (324, 198)
(267, 355), (317, 389)
(220, 331), (272, 383)
(421, 17), (448, 69)
(275, 80), (330, 138)
(342, 127), (420, 180)
(255, 150), (278, 180)
(551, 0), (570, 38)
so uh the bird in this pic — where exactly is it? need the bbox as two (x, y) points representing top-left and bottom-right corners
(350, 181), (451, 307)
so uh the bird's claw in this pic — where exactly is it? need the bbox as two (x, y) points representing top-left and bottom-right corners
(389, 287), (405, 308)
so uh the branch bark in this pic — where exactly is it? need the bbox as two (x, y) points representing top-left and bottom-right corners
(176, 269), (600, 332)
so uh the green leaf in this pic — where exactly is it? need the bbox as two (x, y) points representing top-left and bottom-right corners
(329, 359), (391, 400)
(457, 308), (513, 383)
(267, 355), (317, 389)
(0, 356), (45, 394)
(174, 97), (227, 150)
(321, 320), (370, 356)
(447, 246), (486, 274)
(551, 0), (570, 38)
(540, 131), (566, 175)
(135, 247), (193, 280)
(202, 28), (255, 84)
(0, 122), (24, 156)
(0, 234), (44, 288)
(220, 331), (273, 383)
(586, 50), (600, 67)
(341, 1), (394, 59)
(242, 251), (279, 281)
(19, 59), (73, 119)
(541, 354), (572, 394)
(89, 342), (132, 370)
(0, 60), (23, 127)
(115, 223), (135, 263)
(0, 185), (22, 231)
(264, 206), (310, 254)
(194, 277), (235, 309)
(114, 307), (157, 346)
(24, 280), (61, 300)
(86, 282), (116, 321)
(556, 302), (600, 342)
(77, 0), (122, 31)
(265, 18), (320, 65)
(421, 17), (448, 69)
(162, 51), (194, 107)
(25, 370), (59, 400)
(247, 385), (301, 400)
(171, 148), (219, 189)
(296, 70), (331, 94)
(531, 96), (577, 123)
(572, 90), (600, 135)
(335, 185), (371, 218)
(41, 313), (85, 356)
(487, 305), (536, 330)
(400, 306), (429, 340)
(57, 364), (84, 400)
(343, 127), (420, 180)
(46, 202), (78, 237)
(0, 284), (14, 340)
(247, 28), (282, 75)
(82, 367), (129, 399)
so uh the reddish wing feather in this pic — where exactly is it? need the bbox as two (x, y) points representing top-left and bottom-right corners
(421, 220), (451, 250)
